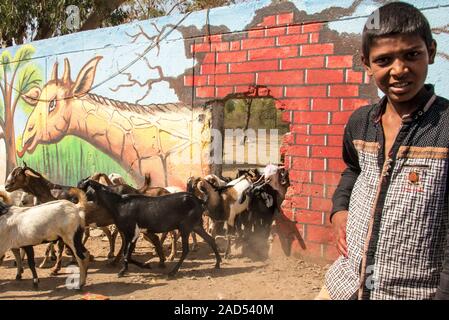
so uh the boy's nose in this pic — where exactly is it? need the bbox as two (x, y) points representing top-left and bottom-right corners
(390, 59), (409, 77)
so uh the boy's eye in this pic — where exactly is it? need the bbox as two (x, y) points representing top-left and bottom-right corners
(407, 51), (421, 58)
(373, 57), (390, 66)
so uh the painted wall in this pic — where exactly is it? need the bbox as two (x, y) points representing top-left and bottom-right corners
(1, 0), (448, 262)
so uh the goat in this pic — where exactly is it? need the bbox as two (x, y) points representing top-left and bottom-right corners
(0, 188), (89, 289)
(197, 175), (253, 258)
(78, 179), (221, 278)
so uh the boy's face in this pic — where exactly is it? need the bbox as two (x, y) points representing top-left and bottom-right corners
(362, 34), (436, 105)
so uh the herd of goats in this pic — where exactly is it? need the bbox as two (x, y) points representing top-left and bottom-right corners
(0, 163), (289, 290)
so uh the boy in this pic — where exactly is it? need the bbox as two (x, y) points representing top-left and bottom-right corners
(325, 2), (449, 299)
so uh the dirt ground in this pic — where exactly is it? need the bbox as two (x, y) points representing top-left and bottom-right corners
(0, 231), (328, 300)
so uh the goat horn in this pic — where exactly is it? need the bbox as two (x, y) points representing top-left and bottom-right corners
(252, 175), (264, 186)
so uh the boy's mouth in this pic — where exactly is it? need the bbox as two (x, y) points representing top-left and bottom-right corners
(390, 81), (413, 94)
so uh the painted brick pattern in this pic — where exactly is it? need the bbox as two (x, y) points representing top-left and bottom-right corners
(185, 13), (372, 263)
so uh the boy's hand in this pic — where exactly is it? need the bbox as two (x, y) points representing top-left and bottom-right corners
(332, 210), (348, 258)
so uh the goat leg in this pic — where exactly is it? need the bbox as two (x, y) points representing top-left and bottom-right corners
(111, 231), (125, 265)
(39, 243), (53, 268)
(191, 232), (198, 251)
(50, 240), (65, 275)
(118, 239), (132, 277)
(100, 226), (115, 259)
(82, 228), (90, 245)
(193, 224), (221, 269)
(143, 232), (165, 268)
(167, 231), (190, 279)
(11, 248), (24, 280)
(22, 246), (39, 289)
(166, 231), (177, 262)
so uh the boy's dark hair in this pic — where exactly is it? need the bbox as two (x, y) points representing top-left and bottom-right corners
(362, 2), (433, 59)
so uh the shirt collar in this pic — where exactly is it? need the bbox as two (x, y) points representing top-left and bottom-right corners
(372, 84), (436, 124)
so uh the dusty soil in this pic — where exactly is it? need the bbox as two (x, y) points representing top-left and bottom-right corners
(0, 233), (327, 300)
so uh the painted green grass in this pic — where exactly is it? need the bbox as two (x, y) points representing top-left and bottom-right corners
(16, 135), (136, 187)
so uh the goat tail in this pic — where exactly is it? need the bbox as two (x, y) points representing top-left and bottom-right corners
(68, 188), (87, 210)
(0, 191), (12, 205)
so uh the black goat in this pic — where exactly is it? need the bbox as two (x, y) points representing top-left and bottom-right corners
(78, 179), (221, 278)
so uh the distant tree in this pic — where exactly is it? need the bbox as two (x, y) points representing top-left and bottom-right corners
(0, 0), (236, 47)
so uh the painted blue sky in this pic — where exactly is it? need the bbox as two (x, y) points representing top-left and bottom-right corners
(2, 0), (449, 137)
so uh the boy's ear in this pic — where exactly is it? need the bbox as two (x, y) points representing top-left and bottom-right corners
(428, 40), (437, 65)
(361, 55), (374, 76)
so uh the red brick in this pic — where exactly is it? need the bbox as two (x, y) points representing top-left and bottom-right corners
(311, 98), (340, 111)
(291, 196), (309, 209)
(286, 85), (327, 98)
(249, 47), (298, 60)
(277, 34), (308, 46)
(324, 244), (340, 261)
(281, 56), (325, 70)
(312, 171), (342, 185)
(311, 146), (341, 158)
(184, 75), (207, 86)
(202, 53), (215, 64)
(230, 41), (241, 51)
(215, 74), (254, 86)
(281, 110), (292, 123)
(282, 132), (295, 144)
(311, 125), (345, 135)
(200, 64), (228, 74)
(287, 25), (302, 34)
(295, 134), (325, 146)
(288, 170), (311, 183)
(261, 15), (276, 26)
(301, 184), (325, 197)
(210, 42), (230, 52)
(266, 26), (286, 37)
(309, 32), (320, 43)
(294, 111), (329, 124)
(342, 98), (370, 111)
(310, 198), (333, 212)
(302, 23), (323, 33)
(278, 13), (294, 24)
(327, 136), (344, 147)
(326, 55), (353, 68)
(326, 185), (338, 199)
(295, 211), (323, 225)
(292, 157), (325, 171)
(280, 99), (310, 110)
(331, 111), (353, 125)
(248, 29), (265, 38)
(306, 69), (343, 84)
(290, 125), (309, 134)
(268, 86), (284, 98)
(191, 42), (211, 53)
(327, 158), (346, 172)
(234, 85), (250, 93)
(346, 70), (363, 83)
(241, 38), (275, 50)
(258, 70), (304, 85)
(196, 87), (215, 98)
(287, 145), (309, 156)
(301, 43), (334, 56)
(329, 85), (359, 97)
(204, 34), (222, 42)
(217, 51), (247, 63)
(230, 60), (278, 73)
(216, 86), (233, 98)
(306, 224), (333, 243)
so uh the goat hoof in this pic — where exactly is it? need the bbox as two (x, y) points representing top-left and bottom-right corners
(117, 271), (126, 278)
(89, 255), (95, 262)
(143, 263), (152, 269)
(107, 253), (115, 259)
(167, 256), (175, 262)
(50, 270), (59, 276)
(214, 264), (220, 269)
(32, 279), (39, 289)
(15, 274), (22, 280)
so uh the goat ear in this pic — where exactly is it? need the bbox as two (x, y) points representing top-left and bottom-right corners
(24, 169), (40, 179)
(21, 86), (42, 106)
(71, 56), (102, 98)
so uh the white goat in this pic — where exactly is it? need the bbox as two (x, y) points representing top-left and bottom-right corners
(0, 188), (90, 289)
(108, 173), (127, 186)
